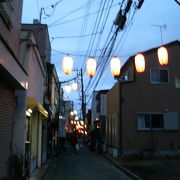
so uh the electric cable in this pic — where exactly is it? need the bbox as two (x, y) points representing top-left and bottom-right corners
(48, 2), (121, 27)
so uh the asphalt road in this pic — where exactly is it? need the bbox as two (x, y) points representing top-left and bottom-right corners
(45, 146), (131, 180)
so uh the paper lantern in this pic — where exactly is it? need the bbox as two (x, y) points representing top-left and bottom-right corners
(135, 54), (145, 73)
(110, 56), (121, 76)
(86, 57), (96, 77)
(62, 55), (73, 74)
(65, 85), (71, 93)
(157, 46), (168, 65)
(72, 82), (78, 90)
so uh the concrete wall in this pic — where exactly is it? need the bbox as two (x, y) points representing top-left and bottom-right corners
(22, 23), (51, 64)
(100, 93), (107, 116)
(0, 40), (28, 88)
(107, 83), (120, 149)
(26, 32), (45, 104)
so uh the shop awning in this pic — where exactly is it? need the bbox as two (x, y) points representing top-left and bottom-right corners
(27, 97), (48, 118)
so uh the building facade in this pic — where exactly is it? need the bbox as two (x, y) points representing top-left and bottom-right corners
(107, 41), (180, 158)
(0, 1), (27, 178)
(19, 30), (48, 173)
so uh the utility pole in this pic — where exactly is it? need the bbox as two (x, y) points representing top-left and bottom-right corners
(80, 68), (86, 122)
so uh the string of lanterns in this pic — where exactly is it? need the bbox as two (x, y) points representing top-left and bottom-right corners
(64, 82), (78, 93)
(135, 46), (168, 73)
(62, 46), (168, 76)
(62, 55), (121, 77)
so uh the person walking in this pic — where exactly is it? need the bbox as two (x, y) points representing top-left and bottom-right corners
(69, 131), (78, 154)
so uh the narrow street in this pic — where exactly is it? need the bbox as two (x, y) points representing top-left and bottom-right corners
(44, 146), (131, 180)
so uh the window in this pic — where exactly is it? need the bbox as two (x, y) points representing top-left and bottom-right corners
(151, 114), (163, 129)
(137, 113), (179, 131)
(137, 114), (150, 130)
(150, 69), (169, 84)
(120, 72), (129, 81)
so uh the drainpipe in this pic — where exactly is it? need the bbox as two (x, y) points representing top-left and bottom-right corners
(119, 81), (123, 158)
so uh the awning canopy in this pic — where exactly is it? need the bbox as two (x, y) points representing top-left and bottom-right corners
(27, 97), (48, 118)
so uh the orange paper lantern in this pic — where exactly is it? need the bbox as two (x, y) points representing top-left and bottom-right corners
(110, 56), (121, 76)
(62, 55), (73, 74)
(157, 46), (168, 65)
(135, 53), (145, 73)
(86, 57), (96, 77)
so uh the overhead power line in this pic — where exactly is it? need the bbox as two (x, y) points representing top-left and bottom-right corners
(49, 2), (94, 26)
(51, 32), (102, 39)
(48, 2), (121, 27)
(174, 0), (180, 5)
(136, 0), (145, 9)
(39, 0), (63, 22)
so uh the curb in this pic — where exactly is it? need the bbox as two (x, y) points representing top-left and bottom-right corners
(102, 153), (143, 180)
(29, 159), (52, 180)
(42, 157), (59, 180)
(41, 159), (53, 180)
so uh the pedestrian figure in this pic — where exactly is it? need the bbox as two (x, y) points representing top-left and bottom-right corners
(69, 131), (78, 154)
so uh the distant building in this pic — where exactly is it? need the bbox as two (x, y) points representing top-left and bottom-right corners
(22, 20), (51, 65)
(91, 90), (108, 137)
(91, 91), (99, 130)
(107, 41), (180, 158)
(64, 101), (74, 133)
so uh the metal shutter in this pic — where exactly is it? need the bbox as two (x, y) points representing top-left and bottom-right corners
(0, 82), (14, 177)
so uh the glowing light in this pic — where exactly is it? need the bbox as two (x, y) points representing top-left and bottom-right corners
(135, 53), (145, 73)
(65, 85), (71, 93)
(62, 55), (73, 74)
(26, 110), (30, 117)
(86, 57), (96, 77)
(28, 108), (32, 113)
(72, 82), (78, 90)
(157, 46), (168, 65)
(70, 111), (74, 116)
(110, 56), (121, 76)
(80, 121), (84, 125)
(74, 110), (77, 115)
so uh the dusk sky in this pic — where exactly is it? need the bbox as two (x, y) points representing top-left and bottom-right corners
(22, 0), (180, 116)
